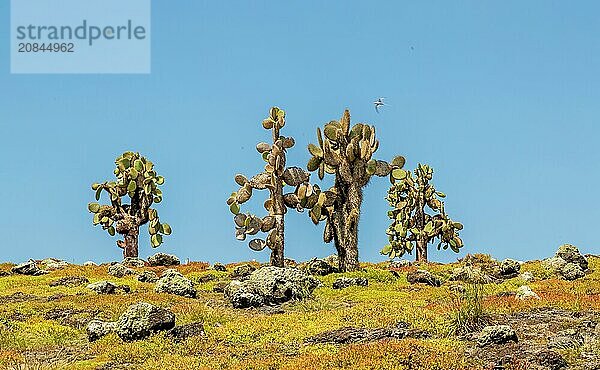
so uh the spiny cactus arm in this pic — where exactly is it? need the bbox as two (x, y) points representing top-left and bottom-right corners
(88, 202), (118, 236)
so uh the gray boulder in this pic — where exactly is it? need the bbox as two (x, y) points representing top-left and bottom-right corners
(122, 257), (146, 268)
(543, 257), (567, 272)
(389, 259), (411, 269)
(332, 277), (368, 289)
(225, 280), (264, 308)
(86, 303), (175, 342)
(520, 272), (535, 282)
(87, 281), (117, 294)
(166, 321), (205, 342)
(561, 262), (585, 281)
(87, 281), (130, 294)
(556, 244), (588, 270)
(305, 258), (337, 276)
(499, 259), (520, 278)
(86, 320), (117, 342)
(11, 259), (48, 276)
(515, 285), (540, 300)
(230, 264), (256, 280)
(108, 263), (136, 278)
(548, 329), (584, 349)
(115, 302), (175, 341)
(154, 269), (197, 298)
(477, 325), (518, 346)
(406, 270), (441, 287)
(448, 266), (489, 284)
(212, 281), (228, 293)
(225, 266), (320, 308)
(137, 271), (159, 283)
(213, 263), (227, 272)
(41, 258), (69, 270)
(148, 253), (180, 267)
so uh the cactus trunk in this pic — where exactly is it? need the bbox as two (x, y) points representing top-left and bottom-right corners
(269, 118), (285, 268)
(416, 238), (428, 262)
(123, 228), (139, 258)
(271, 215), (285, 267)
(415, 187), (428, 262)
(331, 181), (362, 272)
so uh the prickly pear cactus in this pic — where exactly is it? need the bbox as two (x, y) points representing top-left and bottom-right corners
(88, 152), (171, 258)
(304, 109), (404, 272)
(227, 107), (311, 267)
(382, 163), (463, 262)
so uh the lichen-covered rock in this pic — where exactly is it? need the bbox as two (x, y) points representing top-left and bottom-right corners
(555, 244), (588, 270)
(230, 264), (256, 280)
(548, 329), (584, 349)
(50, 276), (89, 287)
(520, 272), (535, 282)
(225, 267), (320, 308)
(305, 258), (337, 276)
(213, 263), (227, 272)
(543, 257), (567, 272)
(477, 325), (518, 347)
(154, 269), (197, 298)
(86, 303), (175, 342)
(332, 277), (368, 289)
(108, 263), (136, 278)
(389, 259), (411, 269)
(406, 270), (441, 287)
(448, 266), (489, 284)
(86, 320), (117, 342)
(148, 253), (180, 267)
(41, 259), (69, 270)
(561, 262), (585, 281)
(122, 257), (146, 268)
(499, 259), (520, 278)
(212, 281), (229, 293)
(166, 321), (205, 342)
(515, 285), (540, 300)
(137, 271), (159, 283)
(87, 281), (118, 294)
(323, 255), (339, 269)
(115, 302), (175, 341)
(11, 260), (48, 276)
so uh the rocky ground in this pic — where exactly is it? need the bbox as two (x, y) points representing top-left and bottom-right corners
(0, 247), (598, 369)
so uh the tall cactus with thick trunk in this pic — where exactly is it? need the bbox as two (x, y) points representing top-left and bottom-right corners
(305, 110), (405, 272)
(227, 107), (311, 267)
(88, 152), (171, 258)
(382, 163), (463, 262)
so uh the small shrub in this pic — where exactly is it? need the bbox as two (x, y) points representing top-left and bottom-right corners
(446, 283), (490, 335)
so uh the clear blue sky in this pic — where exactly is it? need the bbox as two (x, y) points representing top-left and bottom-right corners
(1, 1), (599, 264)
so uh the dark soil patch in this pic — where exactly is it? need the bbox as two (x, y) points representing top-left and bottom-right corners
(49, 276), (89, 287)
(0, 292), (42, 304)
(305, 322), (429, 345)
(44, 308), (102, 329)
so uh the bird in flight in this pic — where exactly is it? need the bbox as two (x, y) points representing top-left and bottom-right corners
(374, 97), (387, 113)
